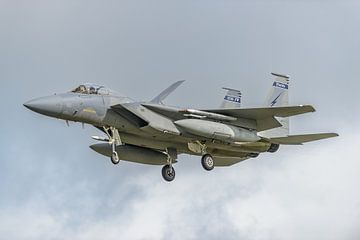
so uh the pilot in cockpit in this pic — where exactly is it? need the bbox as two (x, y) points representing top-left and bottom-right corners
(71, 84), (116, 96)
(79, 85), (87, 93)
(72, 85), (87, 94)
(89, 86), (96, 94)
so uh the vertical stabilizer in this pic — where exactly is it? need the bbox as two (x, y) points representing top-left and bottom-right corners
(220, 87), (242, 109)
(260, 73), (290, 138)
(150, 80), (185, 104)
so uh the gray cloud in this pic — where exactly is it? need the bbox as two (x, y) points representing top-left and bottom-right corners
(1, 128), (359, 240)
(1, 0), (359, 239)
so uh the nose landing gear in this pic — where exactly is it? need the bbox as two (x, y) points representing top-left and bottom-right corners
(111, 151), (119, 164)
(103, 126), (122, 165)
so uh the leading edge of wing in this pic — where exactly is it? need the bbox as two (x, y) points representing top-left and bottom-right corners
(203, 105), (316, 119)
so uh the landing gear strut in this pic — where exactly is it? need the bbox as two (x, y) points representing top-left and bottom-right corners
(104, 126), (122, 165)
(161, 148), (177, 182)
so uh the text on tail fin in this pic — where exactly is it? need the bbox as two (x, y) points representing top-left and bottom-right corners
(220, 87), (242, 109)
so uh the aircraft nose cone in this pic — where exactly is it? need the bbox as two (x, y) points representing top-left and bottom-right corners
(24, 95), (63, 118)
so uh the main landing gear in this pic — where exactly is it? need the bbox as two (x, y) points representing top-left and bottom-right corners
(103, 126), (122, 165)
(196, 141), (215, 171)
(161, 148), (177, 182)
(201, 154), (214, 171)
(161, 152), (216, 182)
(162, 165), (175, 182)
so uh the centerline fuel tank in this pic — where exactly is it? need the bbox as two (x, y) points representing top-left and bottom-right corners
(174, 119), (260, 143)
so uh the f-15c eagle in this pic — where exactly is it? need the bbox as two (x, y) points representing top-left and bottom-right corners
(24, 73), (338, 182)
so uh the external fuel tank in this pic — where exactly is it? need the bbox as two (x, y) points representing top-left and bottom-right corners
(174, 119), (260, 143)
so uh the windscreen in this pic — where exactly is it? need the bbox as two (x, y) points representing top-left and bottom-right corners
(71, 84), (110, 95)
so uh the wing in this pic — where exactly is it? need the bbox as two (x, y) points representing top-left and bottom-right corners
(203, 105), (315, 131)
(143, 103), (315, 132)
(267, 133), (339, 145)
(204, 105), (315, 120)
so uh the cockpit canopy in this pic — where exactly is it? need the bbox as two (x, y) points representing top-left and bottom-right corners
(71, 83), (113, 95)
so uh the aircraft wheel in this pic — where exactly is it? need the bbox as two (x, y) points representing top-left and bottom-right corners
(201, 154), (214, 171)
(162, 165), (175, 182)
(267, 144), (280, 153)
(249, 153), (259, 158)
(111, 152), (120, 165)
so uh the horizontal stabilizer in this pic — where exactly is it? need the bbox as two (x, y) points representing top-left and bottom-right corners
(268, 133), (339, 145)
(150, 80), (185, 104)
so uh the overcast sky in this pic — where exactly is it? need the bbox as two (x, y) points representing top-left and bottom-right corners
(1, 0), (360, 239)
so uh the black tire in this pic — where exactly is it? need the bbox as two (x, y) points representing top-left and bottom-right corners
(267, 144), (280, 153)
(111, 152), (120, 165)
(201, 154), (214, 171)
(248, 153), (259, 158)
(161, 165), (175, 182)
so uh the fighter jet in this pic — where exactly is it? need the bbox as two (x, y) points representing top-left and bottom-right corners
(24, 73), (338, 182)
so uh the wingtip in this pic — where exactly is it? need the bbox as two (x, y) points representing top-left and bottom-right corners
(222, 87), (241, 93)
(271, 72), (290, 79)
(175, 80), (186, 85)
(320, 133), (339, 139)
(299, 104), (316, 112)
(309, 105), (316, 112)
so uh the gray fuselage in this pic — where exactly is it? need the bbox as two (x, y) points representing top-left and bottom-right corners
(24, 90), (270, 159)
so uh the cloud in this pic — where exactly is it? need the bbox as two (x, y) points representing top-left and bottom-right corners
(1, 0), (360, 239)
(1, 128), (359, 240)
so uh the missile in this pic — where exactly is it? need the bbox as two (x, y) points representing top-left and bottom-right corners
(179, 109), (237, 121)
(91, 136), (109, 142)
(174, 119), (260, 143)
